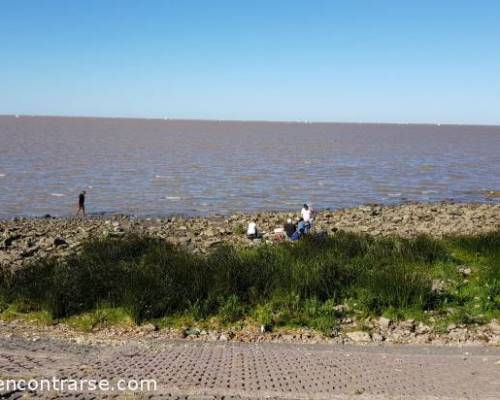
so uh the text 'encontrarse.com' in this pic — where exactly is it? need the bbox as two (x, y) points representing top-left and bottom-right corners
(0, 377), (157, 393)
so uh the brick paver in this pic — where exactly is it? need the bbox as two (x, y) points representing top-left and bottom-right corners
(1, 336), (499, 399)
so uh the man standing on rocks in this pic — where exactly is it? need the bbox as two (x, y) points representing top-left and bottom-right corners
(76, 190), (86, 217)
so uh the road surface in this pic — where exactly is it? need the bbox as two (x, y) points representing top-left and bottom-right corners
(1, 335), (499, 399)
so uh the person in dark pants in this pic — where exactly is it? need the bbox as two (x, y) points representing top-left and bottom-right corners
(76, 190), (86, 217)
(284, 218), (297, 238)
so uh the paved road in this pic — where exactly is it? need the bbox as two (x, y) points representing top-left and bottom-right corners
(1, 335), (499, 399)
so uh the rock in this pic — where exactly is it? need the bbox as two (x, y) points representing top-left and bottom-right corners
(432, 279), (446, 292)
(346, 331), (371, 343)
(218, 333), (229, 341)
(3, 234), (21, 247)
(141, 323), (158, 333)
(206, 239), (224, 248)
(415, 323), (431, 335)
(400, 319), (415, 332)
(414, 334), (431, 344)
(378, 316), (392, 330)
(484, 190), (500, 199)
(371, 333), (385, 342)
(21, 246), (39, 258)
(457, 266), (472, 276)
(185, 327), (201, 337)
(487, 320), (500, 334)
(334, 304), (350, 313)
(204, 229), (215, 237)
(53, 237), (67, 246)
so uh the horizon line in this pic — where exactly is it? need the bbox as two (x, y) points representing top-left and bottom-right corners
(1, 113), (499, 128)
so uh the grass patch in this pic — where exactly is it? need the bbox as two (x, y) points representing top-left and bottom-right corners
(63, 306), (134, 332)
(0, 230), (498, 333)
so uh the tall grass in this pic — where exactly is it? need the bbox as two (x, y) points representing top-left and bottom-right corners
(0, 231), (498, 329)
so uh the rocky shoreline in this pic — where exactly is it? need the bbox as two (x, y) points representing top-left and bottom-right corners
(1, 201), (500, 347)
(1, 316), (500, 347)
(1, 202), (499, 270)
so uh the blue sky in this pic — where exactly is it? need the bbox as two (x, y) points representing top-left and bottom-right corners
(1, 1), (499, 124)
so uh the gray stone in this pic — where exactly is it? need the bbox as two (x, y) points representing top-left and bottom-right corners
(400, 319), (415, 331)
(334, 304), (350, 313)
(457, 266), (472, 276)
(378, 316), (392, 330)
(141, 323), (158, 333)
(346, 331), (371, 343)
(487, 320), (500, 334)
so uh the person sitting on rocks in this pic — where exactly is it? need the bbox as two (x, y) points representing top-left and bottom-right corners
(246, 220), (260, 240)
(300, 203), (313, 233)
(289, 218), (306, 241)
(284, 218), (296, 238)
(297, 217), (306, 235)
(290, 229), (301, 241)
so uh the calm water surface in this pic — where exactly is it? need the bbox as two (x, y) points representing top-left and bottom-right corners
(0, 116), (499, 218)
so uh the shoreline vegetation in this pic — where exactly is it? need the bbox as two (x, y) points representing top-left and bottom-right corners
(1, 202), (499, 345)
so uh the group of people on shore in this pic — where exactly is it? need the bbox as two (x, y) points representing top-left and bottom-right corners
(247, 204), (314, 241)
(76, 191), (313, 243)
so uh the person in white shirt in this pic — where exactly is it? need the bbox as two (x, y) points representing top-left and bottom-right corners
(246, 220), (259, 240)
(300, 203), (313, 233)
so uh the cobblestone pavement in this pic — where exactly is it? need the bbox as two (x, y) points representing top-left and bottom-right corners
(1, 335), (499, 399)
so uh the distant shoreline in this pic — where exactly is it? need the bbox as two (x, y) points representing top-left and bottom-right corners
(2, 113), (500, 128)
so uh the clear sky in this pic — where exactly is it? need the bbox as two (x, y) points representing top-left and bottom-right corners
(1, 1), (499, 124)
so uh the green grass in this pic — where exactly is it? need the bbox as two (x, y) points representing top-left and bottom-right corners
(0, 230), (498, 334)
(63, 306), (134, 332)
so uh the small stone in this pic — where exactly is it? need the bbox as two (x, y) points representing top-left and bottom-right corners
(141, 323), (158, 333)
(53, 237), (67, 246)
(416, 323), (431, 334)
(346, 331), (371, 343)
(400, 319), (415, 331)
(21, 246), (39, 257)
(487, 320), (500, 334)
(334, 304), (350, 313)
(371, 333), (385, 342)
(185, 328), (201, 337)
(432, 279), (446, 292)
(218, 333), (229, 341)
(378, 316), (392, 330)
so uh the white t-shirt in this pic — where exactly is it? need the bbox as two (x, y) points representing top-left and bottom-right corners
(247, 222), (257, 235)
(301, 207), (312, 222)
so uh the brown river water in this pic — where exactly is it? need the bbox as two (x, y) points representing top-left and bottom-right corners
(0, 116), (499, 218)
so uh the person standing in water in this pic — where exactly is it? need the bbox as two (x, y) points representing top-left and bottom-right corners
(76, 190), (86, 216)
